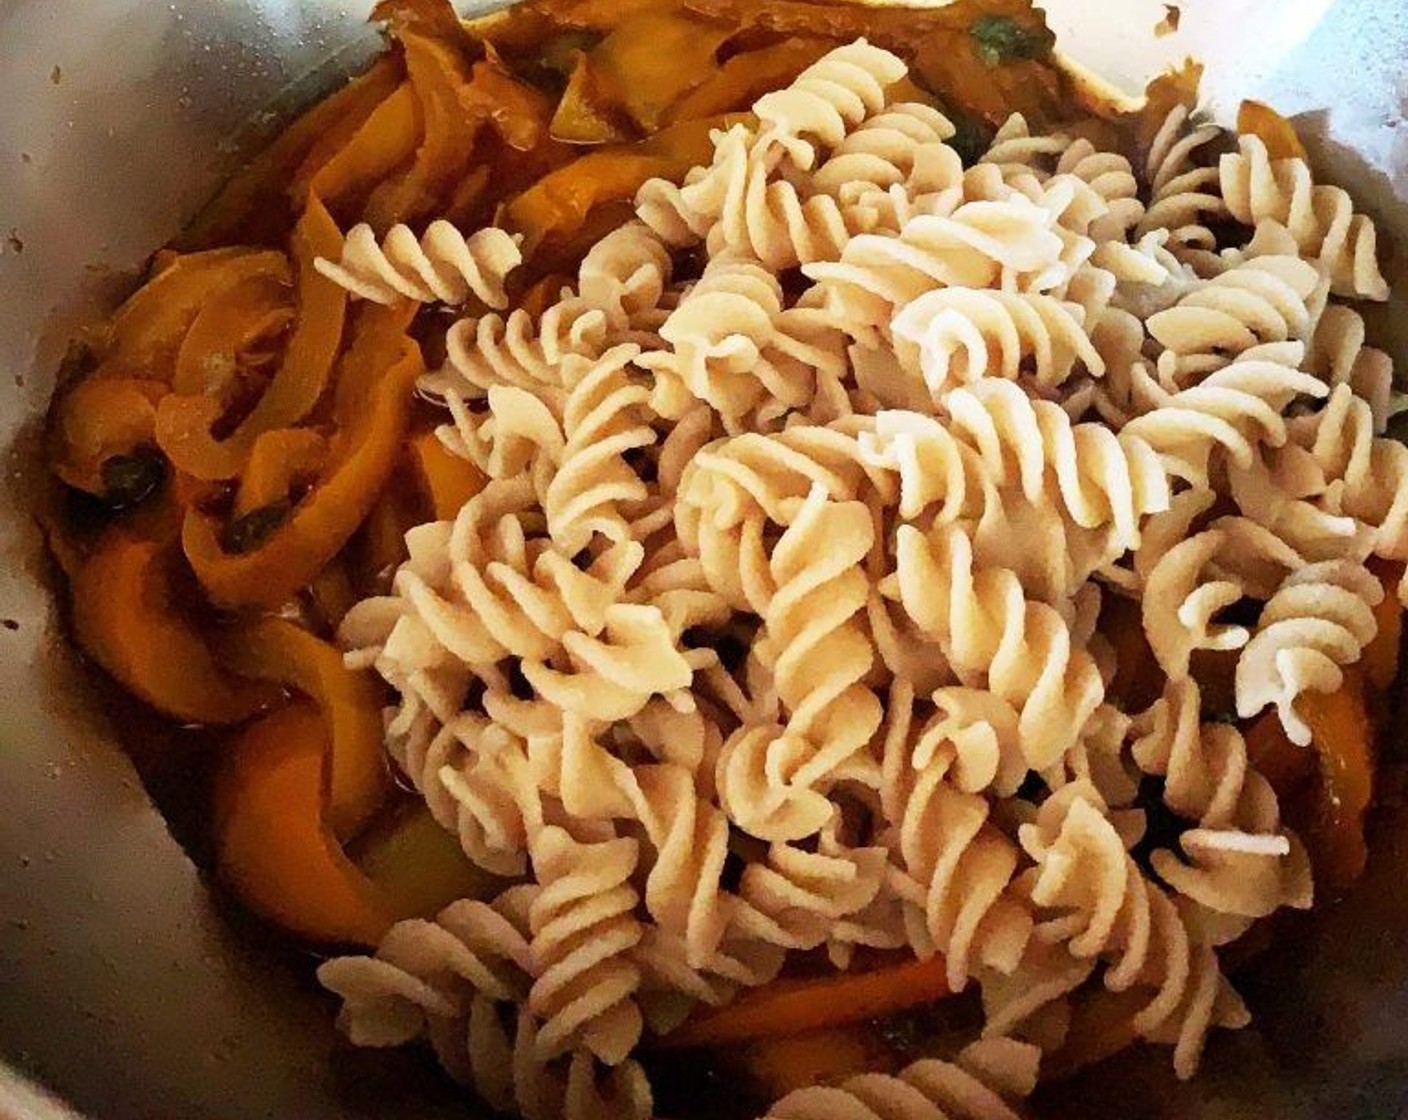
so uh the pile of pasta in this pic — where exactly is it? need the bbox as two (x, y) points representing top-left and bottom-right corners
(310, 33), (1405, 1120)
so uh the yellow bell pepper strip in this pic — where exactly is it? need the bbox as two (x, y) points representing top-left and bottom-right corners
(504, 114), (747, 252)
(363, 29), (484, 231)
(661, 953), (953, 1049)
(352, 802), (504, 920)
(664, 38), (833, 124)
(1299, 671), (1375, 891)
(551, 51), (637, 145)
(92, 248), (290, 385)
(304, 82), (424, 216)
(70, 533), (274, 725)
(233, 428), (329, 518)
(409, 430), (486, 520)
(155, 197), (349, 481)
(51, 378), (167, 496)
(1363, 559), (1403, 694)
(1238, 98), (1308, 162)
(181, 308), (423, 610)
(172, 271), (294, 398)
(579, 8), (738, 134)
(177, 54), (404, 249)
(213, 701), (393, 946)
(217, 617), (389, 841)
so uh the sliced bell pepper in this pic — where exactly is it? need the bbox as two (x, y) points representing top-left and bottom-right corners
(182, 308), (423, 609)
(70, 533), (272, 725)
(580, 8), (738, 134)
(1298, 670), (1375, 891)
(155, 197), (349, 480)
(551, 51), (637, 145)
(664, 37), (833, 123)
(662, 953), (952, 1049)
(172, 271), (294, 398)
(352, 802), (504, 920)
(178, 55), (404, 249)
(51, 378), (168, 496)
(1244, 710), (1316, 803)
(218, 616), (389, 842)
(409, 431), (486, 520)
(93, 248), (290, 385)
(363, 29), (484, 231)
(1237, 99), (1308, 162)
(234, 428), (329, 518)
(304, 81), (424, 214)
(214, 701), (393, 945)
(505, 114), (745, 251)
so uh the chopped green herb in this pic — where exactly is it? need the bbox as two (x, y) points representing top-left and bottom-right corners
(99, 449), (166, 511)
(225, 501), (290, 554)
(969, 14), (1055, 67)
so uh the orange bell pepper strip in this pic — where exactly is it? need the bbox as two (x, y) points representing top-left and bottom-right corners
(182, 309), (424, 609)
(738, 1028), (887, 1099)
(155, 197), (349, 480)
(1299, 672), (1375, 890)
(213, 701), (393, 946)
(217, 616), (390, 841)
(504, 114), (746, 251)
(661, 953), (953, 1049)
(409, 431), (486, 520)
(70, 533), (273, 725)
(1044, 988), (1146, 1080)
(580, 8), (737, 134)
(304, 81), (424, 213)
(516, 0), (680, 33)
(1238, 99), (1308, 162)
(178, 55), (404, 249)
(664, 38), (834, 123)
(1244, 709), (1317, 802)
(233, 428), (329, 518)
(363, 29), (484, 231)
(172, 271), (294, 398)
(92, 248), (290, 385)
(551, 51), (637, 145)
(50, 378), (167, 496)
(1363, 559), (1403, 693)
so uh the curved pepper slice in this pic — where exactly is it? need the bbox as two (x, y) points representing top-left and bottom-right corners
(94, 248), (291, 385)
(363, 29), (483, 231)
(70, 533), (273, 725)
(218, 616), (389, 841)
(179, 55), (404, 249)
(155, 197), (350, 481)
(1238, 98), (1308, 162)
(213, 701), (393, 946)
(172, 271), (294, 398)
(234, 429), (329, 518)
(1299, 671), (1375, 890)
(409, 431), (485, 521)
(182, 307), (423, 609)
(51, 378), (168, 496)
(305, 81), (424, 213)
(505, 114), (746, 251)
(664, 38), (833, 123)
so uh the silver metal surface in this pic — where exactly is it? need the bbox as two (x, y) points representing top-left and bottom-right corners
(0, 1), (1405, 1118)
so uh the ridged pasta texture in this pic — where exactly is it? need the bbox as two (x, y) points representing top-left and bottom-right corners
(324, 39), (1400, 1120)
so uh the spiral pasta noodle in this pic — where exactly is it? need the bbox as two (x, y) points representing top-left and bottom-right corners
(1136, 105), (1229, 260)
(1219, 134), (1391, 300)
(316, 220), (522, 307)
(1235, 559), (1383, 743)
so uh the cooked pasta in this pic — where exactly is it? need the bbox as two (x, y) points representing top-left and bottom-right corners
(51, 11), (1406, 1120)
(1220, 134), (1391, 300)
(316, 221), (522, 307)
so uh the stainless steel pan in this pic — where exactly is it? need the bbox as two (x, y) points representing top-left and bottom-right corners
(1, 1), (1405, 1117)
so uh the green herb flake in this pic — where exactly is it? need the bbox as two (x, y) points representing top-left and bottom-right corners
(99, 449), (166, 512)
(969, 14), (1054, 67)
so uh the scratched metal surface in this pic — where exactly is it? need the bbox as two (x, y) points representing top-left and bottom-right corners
(0, 1), (1404, 1118)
